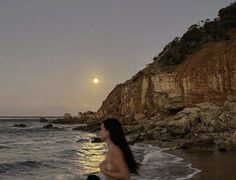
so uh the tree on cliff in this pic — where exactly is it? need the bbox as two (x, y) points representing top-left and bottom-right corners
(154, 2), (236, 68)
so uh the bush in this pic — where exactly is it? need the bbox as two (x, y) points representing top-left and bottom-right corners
(155, 2), (236, 68)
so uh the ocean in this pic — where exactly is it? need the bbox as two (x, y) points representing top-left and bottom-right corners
(0, 117), (200, 180)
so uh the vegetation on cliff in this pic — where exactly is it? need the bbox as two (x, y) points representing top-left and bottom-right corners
(154, 2), (236, 67)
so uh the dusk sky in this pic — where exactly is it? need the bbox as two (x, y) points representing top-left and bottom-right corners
(0, 0), (234, 116)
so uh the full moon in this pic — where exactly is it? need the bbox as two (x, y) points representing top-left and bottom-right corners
(93, 78), (99, 84)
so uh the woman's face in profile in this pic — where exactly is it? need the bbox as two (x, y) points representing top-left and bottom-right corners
(99, 123), (109, 141)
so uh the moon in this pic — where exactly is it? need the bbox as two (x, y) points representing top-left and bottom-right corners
(93, 78), (99, 84)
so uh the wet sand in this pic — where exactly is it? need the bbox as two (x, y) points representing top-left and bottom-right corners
(168, 149), (236, 180)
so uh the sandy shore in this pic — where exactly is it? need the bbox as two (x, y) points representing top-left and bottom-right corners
(168, 149), (236, 180)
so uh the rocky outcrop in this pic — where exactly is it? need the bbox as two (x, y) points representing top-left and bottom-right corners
(39, 117), (48, 122)
(76, 111), (101, 129)
(43, 123), (53, 129)
(124, 96), (236, 151)
(96, 29), (236, 126)
(55, 111), (101, 131)
(91, 7), (236, 151)
(14, 124), (27, 128)
(52, 111), (98, 125)
(91, 27), (236, 152)
(72, 121), (100, 132)
(42, 123), (61, 129)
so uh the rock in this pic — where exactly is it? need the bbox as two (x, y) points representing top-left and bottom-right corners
(226, 95), (236, 103)
(54, 111), (98, 125)
(53, 116), (82, 124)
(52, 118), (65, 124)
(77, 112), (83, 119)
(123, 125), (144, 135)
(127, 134), (143, 145)
(123, 113), (135, 125)
(165, 106), (202, 136)
(233, 131), (236, 140)
(85, 111), (96, 119)
(39, 117), (48, 122)
(217, 139), (234, 152)
(52, 113), (75, 124)
(167, 117), (190, 135)
(134, 113), (145, 121)
(163, 96), (185, 112)
(195, 126), (214, 133)
(219, 97), (236, 129)
(180, 107), (200, 115)
(218, 111), (234, 129)
(139, 131), (155, 140)
(72, 121), (100, 132)
(216, 133), (235, 152)
(180, 136), (215, 150)
(14, 124), (27, 128)
(63, 113), (72, 120)
(197, 103), (221, 127)
(43, 124), (53, 129)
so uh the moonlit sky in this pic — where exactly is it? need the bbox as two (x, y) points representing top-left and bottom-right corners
(0, 0), (234, 116)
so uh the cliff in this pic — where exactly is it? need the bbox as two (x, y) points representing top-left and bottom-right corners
(96, 29), (236, 124)
(94, 3), (236, 150)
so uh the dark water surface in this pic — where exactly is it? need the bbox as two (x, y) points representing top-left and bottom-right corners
(0, 118), (200, 180)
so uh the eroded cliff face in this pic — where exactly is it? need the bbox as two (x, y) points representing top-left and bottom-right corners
(96, 30), (236, 124)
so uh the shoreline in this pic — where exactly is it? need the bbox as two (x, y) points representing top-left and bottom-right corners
(167, 149), (236, 180)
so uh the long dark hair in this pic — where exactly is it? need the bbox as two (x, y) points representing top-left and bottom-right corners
(103, 118), (139, 174)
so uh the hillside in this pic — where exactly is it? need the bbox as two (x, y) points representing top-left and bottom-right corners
(95, 3), (236, 150)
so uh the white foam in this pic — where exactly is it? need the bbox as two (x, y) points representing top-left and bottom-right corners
(130, 143), (201, 180)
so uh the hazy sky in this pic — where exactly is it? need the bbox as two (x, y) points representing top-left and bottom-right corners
(0, 0), (233, 116)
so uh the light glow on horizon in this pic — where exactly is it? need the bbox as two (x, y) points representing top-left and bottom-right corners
(93, 78), (99, 84)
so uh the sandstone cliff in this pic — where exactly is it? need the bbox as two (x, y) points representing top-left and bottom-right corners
(96, 29), (236, 124)
(94, 3), (236, 150)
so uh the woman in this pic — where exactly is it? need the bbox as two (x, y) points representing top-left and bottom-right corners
(99, 118), (139, 180)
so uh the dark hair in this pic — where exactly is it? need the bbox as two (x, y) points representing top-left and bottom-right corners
(103, 118), (139, 174)
(87, 174), (100, 180)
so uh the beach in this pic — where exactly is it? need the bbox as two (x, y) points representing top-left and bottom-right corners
(168, 149), (236, 180)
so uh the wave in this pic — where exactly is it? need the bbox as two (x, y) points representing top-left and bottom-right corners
(0, 160), (55, 174)
(0, 145), (10, 149)
(0, 127), (65, 135)
(130, 143), (201, 180)
(142, 150), (183, 164)
(59, 149), (79, 157)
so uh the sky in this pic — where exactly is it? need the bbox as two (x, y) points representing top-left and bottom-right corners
(0, 0), (234, 116)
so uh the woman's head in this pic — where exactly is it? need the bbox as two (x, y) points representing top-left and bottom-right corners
(100, 118), (139, 174)
(99, 123), (110, 142)
(100, 118), (124, 142)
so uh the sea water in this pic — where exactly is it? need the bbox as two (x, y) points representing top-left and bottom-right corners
(0, 118), (200, 180)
